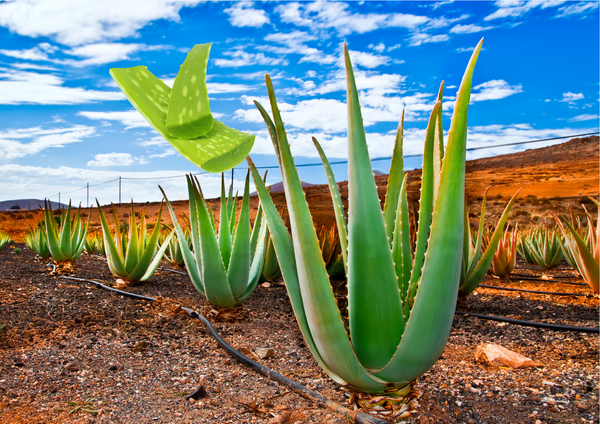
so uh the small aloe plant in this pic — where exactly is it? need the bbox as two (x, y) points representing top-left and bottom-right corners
(520, 227), (563, 268)
(159, 173), (269, 308)
(247, 41), (483, 393)
(96, 202), (173, 283)
(24, 225), (51, 259)
(490, 223), (519, 277)
(551, 198), (599, 293)
(43, 201), (90, 263)
(110, 43), (254, 173)
(0, 231), (11, 250)
(459, 188), (520, 295)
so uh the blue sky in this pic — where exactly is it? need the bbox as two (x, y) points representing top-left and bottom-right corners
(0, 0), (598, 206)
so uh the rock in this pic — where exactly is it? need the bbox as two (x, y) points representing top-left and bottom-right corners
(255, 348), (275, 359)
(132, 341), (149, 352)
(475, 343), (541, 368)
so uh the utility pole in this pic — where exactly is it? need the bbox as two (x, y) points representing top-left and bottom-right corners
(119, 177), (122, 204)
(58, 192), (60, 208)
(87, 183), (89, 208)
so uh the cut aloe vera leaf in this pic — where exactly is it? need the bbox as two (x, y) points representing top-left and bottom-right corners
(110, 66), (254, 173)
(166, 43), (214, 139)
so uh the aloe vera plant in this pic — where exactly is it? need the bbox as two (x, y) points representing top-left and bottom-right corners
(97, 202), (173, 283)
(110, 43), (254, 172)
(24, 225), (51, 259)
(245, 41), (483, 393)
(159, 173), (269, 307)
(551, 198), (599, 293)
(459, 189), (520, 295)
(490, 223), (519, 277)
(43, 201), (90, 263)
(0, 232), (11, 250)
(84, 233), (105, 256)
(520, 227), (563, 268)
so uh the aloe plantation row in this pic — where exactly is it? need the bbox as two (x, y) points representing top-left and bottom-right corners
(7, 39), (598, 420)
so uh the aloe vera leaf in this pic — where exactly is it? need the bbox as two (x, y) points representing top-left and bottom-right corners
(127, 204), (164, 281)
(312, 137), (348, 272)
(229, 190), (239, 235)
(165, 44), (213, 139)
(250, 202), (264, 258)
(459, 188), (520, 295)
(218, 174), (233, 271)
(262, 73), (390, 390)
(376, 38), (483, 383)
(141, 229), (174, 282)
(344, 44), (403, 370)
(432, 81), (445, 202)
(551, 213), (599, 293)
(468, 188), (489, 275)
(192, 175), (236, 306)
(124, 203), (140, 274)
(238, 215), (269, 303)
(159, 184), (204, 297)
(262, 234), (282, 281)
(409, 101), (442, 288)
(254, 101), (283, 174)
(227, 173), (252, 299)
(248, 158), (385, 391)
(110, 66), (254, 173)
(392, 175), (412, 302)
(382, 109), (405, 243)
(44, 201), (66, 262)
(59, 203), (73, 259)
(96, 201), (127, 277)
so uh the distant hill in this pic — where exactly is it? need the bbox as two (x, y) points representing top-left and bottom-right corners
(0, 199), (67, 211)
(250, 181), (315, 196)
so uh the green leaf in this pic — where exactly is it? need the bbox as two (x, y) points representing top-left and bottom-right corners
(383, 109), (405, 244)
(166, 43), (213, 139)
(227, 173), (252, 299)
(344, 44), (403, 370)
(312, 137), (348, 273)
(110, 66), (254, 173)
(218, 174), (233, 271)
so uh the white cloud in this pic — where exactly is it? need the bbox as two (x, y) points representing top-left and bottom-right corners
(555, 1), (599, 18)
(422, 14), (469, 30)
(275, 2), (429, 36)
(263, 31), (337, 65)
(78, 110), (151, 129)
(0, 125), (95, 160)
(64, 43), (163, 67)
(224, 2), (270, 27)
(561, 92), (584, 102)
(569, 114), (599, 122)
(0, 42), (58, 61)
(207, 82), (254, 94)
(470, 80), (523, 102)
(0, 1), (202, 46)
(0, 68), (124, 105)
(87, 152), (146, 167)
(369, 43), (386, 53)
(450, 24), (494, 34)
(10, 62), (59, 71)
(347, 50), (391, 68)
(408, 33), (450, 47)
(138, 136), (169, 148)
(485, 0), (567, 21)
(214, 50), (287, 68)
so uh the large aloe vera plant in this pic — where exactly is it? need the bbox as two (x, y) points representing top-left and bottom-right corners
(43, 201), (90, 263)
(160, 173), (269, 307)
(97, 203), (173, 283)
(551, 198), (599, 293)
(246, 41), (483, 393)
(110, 43), (254, 173)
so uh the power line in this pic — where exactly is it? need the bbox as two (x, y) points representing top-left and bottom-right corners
(46, 131), (599, 201)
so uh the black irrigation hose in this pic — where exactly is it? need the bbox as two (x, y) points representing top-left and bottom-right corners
(456, 310), (600, 334)
(509, 275), (588, 286)
(479, 284), (589, 297)
(53, 270), (389, 424)
(511, 272), (581, 279)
